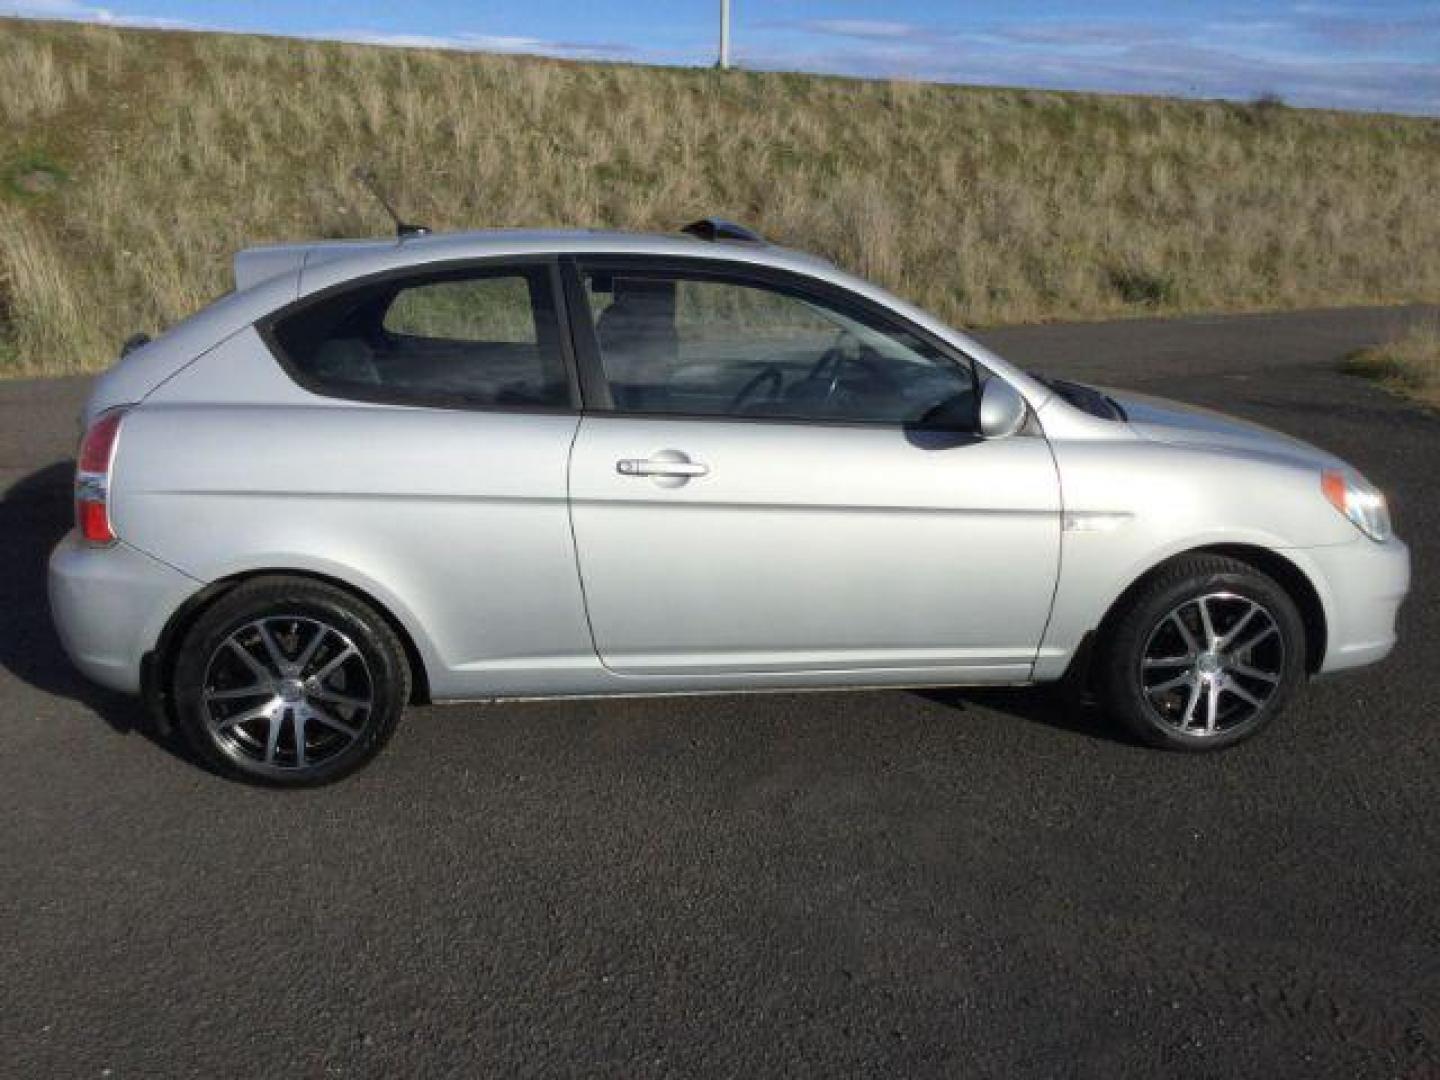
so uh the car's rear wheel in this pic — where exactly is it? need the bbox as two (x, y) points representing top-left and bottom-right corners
(1097, 554), (1306, 750)
(172, 576), (409, 785)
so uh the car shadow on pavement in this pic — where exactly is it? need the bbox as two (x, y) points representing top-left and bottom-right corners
(915, 685), (1143, 747)
(0, 461), (192, 763)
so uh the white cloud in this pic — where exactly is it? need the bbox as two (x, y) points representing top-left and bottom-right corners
(1, 0), (110, 15)
(314, 28), (632, 62)
(0, 0), (190, 28)
(801, 20), (924, 41)
(326, 31), (541, 52)
(2, 8), (637, 62)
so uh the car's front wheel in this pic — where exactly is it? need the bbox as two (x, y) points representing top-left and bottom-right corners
(1097, 554), (1306, 750)
(172, 576), (410, 785)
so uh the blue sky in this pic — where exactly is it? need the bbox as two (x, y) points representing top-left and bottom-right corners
(4, 1), (1438, 115)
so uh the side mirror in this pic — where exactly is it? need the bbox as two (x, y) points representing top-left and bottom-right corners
(978, 378), (1028, 439)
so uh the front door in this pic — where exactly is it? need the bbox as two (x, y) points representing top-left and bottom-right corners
(565, 259), (1062, 682)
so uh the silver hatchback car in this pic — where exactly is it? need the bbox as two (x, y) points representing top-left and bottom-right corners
(50, 220), (1410, 784)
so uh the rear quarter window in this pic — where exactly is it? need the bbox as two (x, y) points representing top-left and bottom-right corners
(266, 265), (573, 410)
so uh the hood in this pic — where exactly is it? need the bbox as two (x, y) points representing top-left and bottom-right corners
(1108, 388), (1344, 469)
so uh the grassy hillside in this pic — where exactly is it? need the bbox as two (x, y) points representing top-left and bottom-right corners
(3, 18), (1440, 376)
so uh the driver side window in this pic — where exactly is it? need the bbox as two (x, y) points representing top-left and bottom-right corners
(581, 268), (976, 426)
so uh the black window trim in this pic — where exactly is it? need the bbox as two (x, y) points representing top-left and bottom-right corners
(257, 254), (584, 415)
(559, 254), (985, 431)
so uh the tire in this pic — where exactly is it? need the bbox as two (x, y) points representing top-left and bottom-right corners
(1096, 554), (1306, 751)
(172, 576), (410, 786)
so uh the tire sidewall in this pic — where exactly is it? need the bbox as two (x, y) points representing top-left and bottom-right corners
(173, 584), (406, 786)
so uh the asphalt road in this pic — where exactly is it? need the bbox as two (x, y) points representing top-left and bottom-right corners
(2, 305), (1437, 1078)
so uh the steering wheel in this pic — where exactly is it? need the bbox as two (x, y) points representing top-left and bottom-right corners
(728, 365), (785, 413)
(808, 344), (850, 396)
(806, 332), (891, 403)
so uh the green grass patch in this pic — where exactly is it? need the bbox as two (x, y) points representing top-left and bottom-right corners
(1107, 264), (1179, 308)
(1342, 322), (1440, 411)
(2, 150), (69, 200)
(0, 336), (22, 376)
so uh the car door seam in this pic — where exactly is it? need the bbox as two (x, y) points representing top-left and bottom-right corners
(564, 414), (608, 667)
(1031, 429), (1068, 678)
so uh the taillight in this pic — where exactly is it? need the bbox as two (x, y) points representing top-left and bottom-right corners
(75, 408), (127, 544)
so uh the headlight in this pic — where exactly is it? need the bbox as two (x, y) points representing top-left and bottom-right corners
(1322, 469), (1392, 542)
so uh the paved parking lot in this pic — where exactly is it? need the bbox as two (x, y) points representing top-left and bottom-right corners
(2, 305), (1437, 1077)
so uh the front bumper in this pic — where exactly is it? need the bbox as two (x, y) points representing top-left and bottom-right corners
(1306, 535), (1411, 674)
(48, 532), (202, 693)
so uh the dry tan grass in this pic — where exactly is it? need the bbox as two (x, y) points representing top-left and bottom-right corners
(1343, 322), (1440, 410)
(0, 204), (104, 374)
(0, 34), (88, 123)
(2, 19), (1440, 374)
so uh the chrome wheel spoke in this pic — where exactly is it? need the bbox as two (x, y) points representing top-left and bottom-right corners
(309, 686), (369, 710)
(1231, 660), (1279, 684)
(293, 710), (308, 769)
(310, 702), (359, 740)
(1205, 682), (1220, 733)
(1169, 614), (1200, 655)
(1233, 624), (1278, 656)
(204, 684), (270, 702)
(1218, 603), (1259, 650)
(1196, 598), (1218, 649)
(1144, 653), (1195, 670)
(311, 645), (357, 687)
(1179, 679), (1202, 730)
(254, 621), (290, 676)
(216, 700), (276, 731)
(1225, 681), (1264, 710)
(1146, 672), (1194, 696)
(264, 710), (284, 763)
(227, 639), (271, 684)
(293, 625), (328, 679)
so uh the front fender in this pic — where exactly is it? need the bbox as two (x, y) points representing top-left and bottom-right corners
(1034, 440), (1350, 680)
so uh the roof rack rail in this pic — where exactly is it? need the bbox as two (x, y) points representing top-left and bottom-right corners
(681, 218), (764, 243)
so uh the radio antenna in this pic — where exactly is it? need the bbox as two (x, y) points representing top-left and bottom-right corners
(352, 166), (430, 239)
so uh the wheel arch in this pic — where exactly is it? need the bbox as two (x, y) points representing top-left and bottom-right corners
(1092, 543), (1327, 676)
(146, 569), (434, 721)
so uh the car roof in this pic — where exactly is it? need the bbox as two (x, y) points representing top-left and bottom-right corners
(369, 227), (838, 272)
(232, 226), (842, 295)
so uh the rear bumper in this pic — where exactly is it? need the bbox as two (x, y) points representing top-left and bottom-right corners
(1307, 536), (1411, 675)
(48, 532), (201, 693)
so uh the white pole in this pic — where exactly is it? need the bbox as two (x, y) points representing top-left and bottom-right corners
(719, 0), (731, 68)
